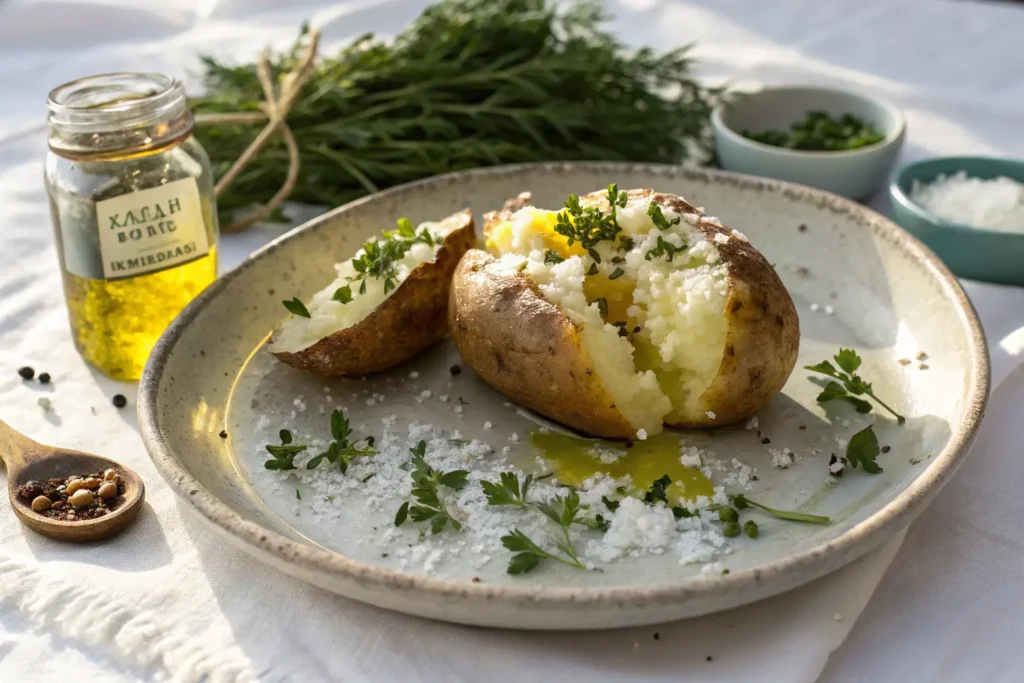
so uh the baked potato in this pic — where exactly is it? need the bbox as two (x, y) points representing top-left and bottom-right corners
(448, 188), (798, 439)
(270, 209), (475, 376)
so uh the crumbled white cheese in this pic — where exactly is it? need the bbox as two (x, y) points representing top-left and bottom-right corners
(705, 411), (716, 420)
(713, 232), (730, 245)
(483, 421), (493, 430)
(409, 371), (420, 379)
(636, 429), (648, 441)
(810, 303), (820, 312)
(745, 415), (759, 430)
(824, 304), (835, 315)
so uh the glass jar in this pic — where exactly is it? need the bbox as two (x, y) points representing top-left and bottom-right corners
(45, 72), (219, 381)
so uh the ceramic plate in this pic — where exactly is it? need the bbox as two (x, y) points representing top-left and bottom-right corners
(139, 162), (988, 629)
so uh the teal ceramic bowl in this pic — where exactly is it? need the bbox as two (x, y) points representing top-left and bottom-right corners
(711, 85), (906, 199)
(890, 156), (1024, 285)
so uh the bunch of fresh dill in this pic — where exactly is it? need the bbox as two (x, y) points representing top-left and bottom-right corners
(190, 0), (723, 225)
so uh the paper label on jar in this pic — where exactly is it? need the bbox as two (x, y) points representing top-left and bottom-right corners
(93, 178), (210, 280)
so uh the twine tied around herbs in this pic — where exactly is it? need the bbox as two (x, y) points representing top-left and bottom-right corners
(193, 29), (321, 233)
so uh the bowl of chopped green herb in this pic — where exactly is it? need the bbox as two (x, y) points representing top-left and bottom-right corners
(712, 85), (906, 199)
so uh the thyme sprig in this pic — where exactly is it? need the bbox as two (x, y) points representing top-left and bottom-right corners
(346, 218), (436, 295)
(264, 429), (306, 470)
(305, 409), (376, 472)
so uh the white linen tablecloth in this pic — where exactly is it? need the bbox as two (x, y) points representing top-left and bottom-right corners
(1, 1), (1023, 681)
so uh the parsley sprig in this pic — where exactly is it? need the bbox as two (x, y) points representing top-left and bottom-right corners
(264, 429), (306, 470)
(482, 472), (533, 507)
(305, 409), (376, 472)
(806, 349), (906, 424)
(483, 472), (600, 573)
(502, 489), (588, 574)
(394, 440), (468, 534)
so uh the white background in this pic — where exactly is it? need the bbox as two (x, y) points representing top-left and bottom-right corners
(1, 1), (1023, 681)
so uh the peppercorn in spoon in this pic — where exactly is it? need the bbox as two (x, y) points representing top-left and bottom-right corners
(0, 419), (145, 541)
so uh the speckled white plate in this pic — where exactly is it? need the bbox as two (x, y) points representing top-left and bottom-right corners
(139, 162), (988, 629)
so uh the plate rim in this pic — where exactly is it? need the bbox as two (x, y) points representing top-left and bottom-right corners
(138, 161), (989, 612)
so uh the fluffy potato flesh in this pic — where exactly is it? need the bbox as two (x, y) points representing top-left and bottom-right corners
(270, 210), (474, 376)
(452, 188), (798, 438)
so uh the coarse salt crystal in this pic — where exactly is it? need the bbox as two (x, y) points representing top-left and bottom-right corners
(745, 415), (759, 430)
(810, 303), (820, 312)
(705, 411), (716, 420)
(910, 171), (1024, 232)
(770, 448), (794, 469)
(409, 371), (419, 379)
(636, 429), (648, 441)
(680, 446), (703, 469)
(484, 421), (493, 429)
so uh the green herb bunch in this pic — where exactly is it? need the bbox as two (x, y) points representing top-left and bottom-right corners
(191, 0), (723, 225)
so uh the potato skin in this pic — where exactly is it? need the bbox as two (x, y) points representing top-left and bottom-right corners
(644, 191), (800, 428)
(273, 210), (475, 376)
(468, 188), (800, 433)
(448, 250), (638, 439)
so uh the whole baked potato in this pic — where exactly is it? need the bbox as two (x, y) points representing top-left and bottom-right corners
(448, 188), (798, 439)
(270, 209), (474, 376)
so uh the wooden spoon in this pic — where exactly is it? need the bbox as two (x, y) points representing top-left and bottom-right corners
(0, 420), (145, 542)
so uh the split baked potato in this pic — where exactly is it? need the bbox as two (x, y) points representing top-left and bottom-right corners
(448, 188), (799, 439)
(270, 209), (474, 376)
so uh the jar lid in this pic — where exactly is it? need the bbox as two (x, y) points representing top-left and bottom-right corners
(47, 72), (192, 155)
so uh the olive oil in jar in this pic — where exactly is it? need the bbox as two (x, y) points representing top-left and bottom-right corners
(45, 73), (219, 380)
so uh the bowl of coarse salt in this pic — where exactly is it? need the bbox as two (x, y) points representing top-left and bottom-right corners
(890, 156), (1024, 285)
